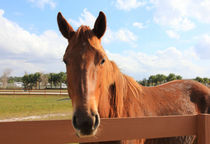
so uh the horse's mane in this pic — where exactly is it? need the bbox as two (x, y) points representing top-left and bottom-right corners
(108, 61), (143, 117)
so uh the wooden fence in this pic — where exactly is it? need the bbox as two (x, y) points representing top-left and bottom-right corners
(0, 114), (209, 144)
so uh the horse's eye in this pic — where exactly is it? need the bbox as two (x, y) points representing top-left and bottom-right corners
(100, 58), (105, 65)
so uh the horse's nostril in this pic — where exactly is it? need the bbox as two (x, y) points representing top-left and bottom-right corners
(72, 114), (79, 129)
(94, 114), (99, 129)
(90, 111), (100, 130)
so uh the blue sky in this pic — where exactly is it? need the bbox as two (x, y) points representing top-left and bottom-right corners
(0, 0), (210, 80)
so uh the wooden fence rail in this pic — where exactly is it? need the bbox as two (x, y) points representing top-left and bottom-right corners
(0, 114), (209, 144)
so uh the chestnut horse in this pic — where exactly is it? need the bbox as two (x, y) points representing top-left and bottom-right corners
(57, 11), (210, 144)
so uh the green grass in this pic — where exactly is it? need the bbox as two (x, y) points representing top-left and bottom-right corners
(0, 95), (73, 120)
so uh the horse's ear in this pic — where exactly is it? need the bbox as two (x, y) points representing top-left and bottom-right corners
(57, 12), (74, 39)
(93, 11), (106, 39)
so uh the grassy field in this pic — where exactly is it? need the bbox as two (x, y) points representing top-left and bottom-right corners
(0, 95), (73, 120)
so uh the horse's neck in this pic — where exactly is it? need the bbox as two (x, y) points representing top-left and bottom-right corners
(98, 61), (144, 118)
(109, 62), (144, 117)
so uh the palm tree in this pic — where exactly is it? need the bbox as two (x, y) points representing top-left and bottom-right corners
(48, 73), (55, 88)
(33, 72), (41, 89)
(22, 73), (30, 90)
(29, 74), (36, 89)
(57, 72), (67, 88)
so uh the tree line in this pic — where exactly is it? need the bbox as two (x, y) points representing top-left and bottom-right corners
(5, 72), (67, 89)
(138, 73), (210, 86)
(22, 72), (67, 89)
(1, 72), (210, 89)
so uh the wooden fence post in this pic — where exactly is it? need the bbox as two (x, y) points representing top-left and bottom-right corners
(197, 114), (210, 144)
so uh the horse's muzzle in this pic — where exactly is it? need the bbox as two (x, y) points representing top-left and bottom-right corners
(72, 109), (100, 137)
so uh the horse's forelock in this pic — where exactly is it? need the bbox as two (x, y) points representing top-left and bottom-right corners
(75, 26), (93, 40)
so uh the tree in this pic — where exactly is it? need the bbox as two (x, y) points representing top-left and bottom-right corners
(22, 73), (38, 90)
(57, 72), (67, 88)
(33, 72), (41, 89)
(8, 77), (15, 83)
(208, 78), (210, 85)
(41, 73), (48, 89)
(166, 73), (177, 82)
(194, 77), (204, 83)
(48, 73), (55, 88)
(148, 75), (156, 86)
(138, 78), (148, 86)
(0, 69), (12, 88)
(22, 73), (30, 90)
(8, 76), (22, 83)
(29, 74), (37, 89)
(203, 77), (209, 86)
(48, 73), (60, 88)
(176, 75), (182, 80)
(53, 73), (60, 88)
(156, 74), (167, 84)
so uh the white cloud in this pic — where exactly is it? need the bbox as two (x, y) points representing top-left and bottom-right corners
(0, 59), (43, 76)
(166, 30), (180, 39)
(28, 0), (56, 9)
(133, 22), (144, 29)
(0, 9), (66, 75)
(0, 58), (65, 76)
(69, 9), (137, 45)
(153, 12), (195, 31)
(151, 0), (210, 31)
(116, 29), (137, 42)
(107, 46), (209, 79)
(171, 18), (195, 31)
(194, 34), (210, 60)
(69, 8), (96, 29)
(115, 0), (146, 11)
(102, 28), (137, 45)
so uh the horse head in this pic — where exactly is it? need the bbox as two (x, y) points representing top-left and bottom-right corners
(57, 11), (114, 137)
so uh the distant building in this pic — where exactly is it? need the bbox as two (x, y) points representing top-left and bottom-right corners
(14, 82), (23, 88)
(61, 83), (67, 88)
(46, 83), (67, 89)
